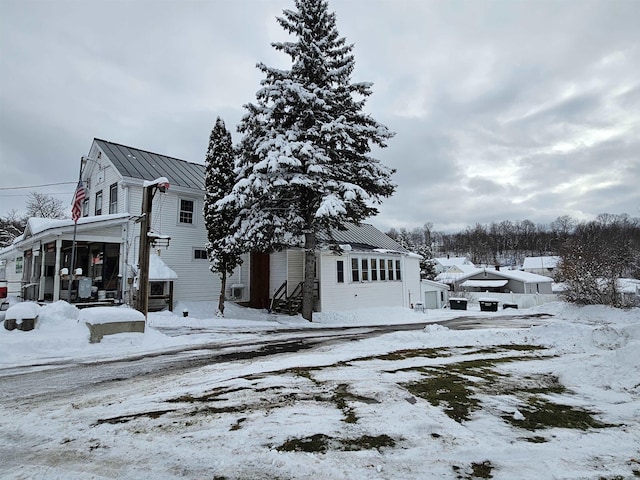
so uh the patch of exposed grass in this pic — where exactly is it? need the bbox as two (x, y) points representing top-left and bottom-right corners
(524, 435), (548, 443)
(404, 369), (479, 423)
(229, 417), (246, 431)
(471, 460), (494, 478)
(504, 397), (614, 431)
(276, 433), (396, 453)
(94, 409), (175, 425)
(168, 386), (248, 403)
(373, 348), (449, 361)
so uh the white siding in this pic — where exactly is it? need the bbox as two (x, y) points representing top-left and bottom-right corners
(270, 251), (287, 297)
(287, 250), (304, 295)
(319, 252), (412, 312)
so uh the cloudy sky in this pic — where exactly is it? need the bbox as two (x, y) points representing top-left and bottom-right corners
(1, 0), (638, 232)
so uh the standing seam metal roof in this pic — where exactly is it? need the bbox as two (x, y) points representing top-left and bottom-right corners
(95, 139), (205, 191)
(319, 223), (408, 253)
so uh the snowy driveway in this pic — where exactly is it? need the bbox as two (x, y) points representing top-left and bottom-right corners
(1, 304), (638, 479)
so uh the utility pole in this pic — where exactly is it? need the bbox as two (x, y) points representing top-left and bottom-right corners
(136, 177), (169, 318)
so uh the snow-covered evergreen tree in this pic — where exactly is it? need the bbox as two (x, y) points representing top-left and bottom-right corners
(226, 0), (396, 321)
(203, 117), (243, 316)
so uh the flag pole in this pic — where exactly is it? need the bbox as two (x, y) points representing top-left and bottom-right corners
(67, 158), (86, 303)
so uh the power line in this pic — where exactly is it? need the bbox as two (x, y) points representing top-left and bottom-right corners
(0, 191), (74, 198)
(0, 181), (76, 191)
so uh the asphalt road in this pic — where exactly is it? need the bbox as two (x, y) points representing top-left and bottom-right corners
(0, 313), (551, 405)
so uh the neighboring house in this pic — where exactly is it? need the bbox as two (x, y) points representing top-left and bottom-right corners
(433, 256), (474, 274)
(434, 264), (479, 288)
(0, 138), (420, 314)
(522, 256), (560, 277)
(447, 267), (554, 295)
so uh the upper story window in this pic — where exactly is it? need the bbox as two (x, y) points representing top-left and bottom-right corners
(193, 248), (208, 260)
(82, 199), (89, 217)
(179, 199), (194, 224)
(95, 191), (103, 215)
(108, 183), (118, 214)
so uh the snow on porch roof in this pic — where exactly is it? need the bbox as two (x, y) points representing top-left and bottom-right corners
(460, 279), (508, 288)
(149, 253), (178, 281)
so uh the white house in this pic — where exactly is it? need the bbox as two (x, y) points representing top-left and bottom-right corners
(433, 256), (474, 274)
(522, 256), (560, 277)
(0, 138), (420, 315)
(450, 267), (554, 295)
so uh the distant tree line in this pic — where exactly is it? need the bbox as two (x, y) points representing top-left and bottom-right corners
(387, 213), (640, 307)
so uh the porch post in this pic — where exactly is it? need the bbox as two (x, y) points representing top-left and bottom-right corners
(119, 223), (128, 304)
(38, 243), (46, 301)
(53, 238), (62, 301)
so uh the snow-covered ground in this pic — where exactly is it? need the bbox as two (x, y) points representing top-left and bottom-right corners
(1, 301), (639, 479)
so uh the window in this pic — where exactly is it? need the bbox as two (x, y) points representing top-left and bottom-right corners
(194, 248), (207, 260)
(15, 257), (23, 274)
(395, 260), (402, 281)
(387, 259), (394, 281)
(336, 260), (344, 283)
(82, 199), (89, 217)
(361, 258), (369, 281)
(180, 199), (194, 224)
(371, 259), (378, 281)
(351, 258), (359, 282)
(108, 183), (118, 214)
(95, 191), (103, 215)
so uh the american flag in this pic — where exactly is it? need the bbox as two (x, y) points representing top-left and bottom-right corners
(71, 180), (85, 223)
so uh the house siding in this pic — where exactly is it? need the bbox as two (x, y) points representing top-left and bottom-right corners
(319, 252), (416, 313)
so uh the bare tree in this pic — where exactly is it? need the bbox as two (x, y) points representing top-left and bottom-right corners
(26, 192), (66, 219)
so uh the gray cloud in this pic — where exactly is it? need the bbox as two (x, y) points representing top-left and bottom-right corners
(1, 0), (638, 232)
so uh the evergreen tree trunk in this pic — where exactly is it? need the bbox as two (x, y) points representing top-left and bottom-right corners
(302, 231), (316, 322)
(218, 271), (227, 316)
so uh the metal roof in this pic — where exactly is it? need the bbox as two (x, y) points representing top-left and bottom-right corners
(94, 139), (205, 191)
(319, 223), (408, 253)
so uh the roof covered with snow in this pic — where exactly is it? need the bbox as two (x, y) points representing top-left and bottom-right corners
(522, 256), (560, 269)
(25, 213), (129, 236)
(95, 138), (205, 190)
(437, 266), (553, 284)
(435, 257), (473, 267)
(148, 253), (178, 281)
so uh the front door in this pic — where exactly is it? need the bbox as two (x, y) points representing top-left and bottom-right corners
(250, 252), (270, 309)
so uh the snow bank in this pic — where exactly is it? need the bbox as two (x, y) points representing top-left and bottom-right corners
(79, 305), (145, 325)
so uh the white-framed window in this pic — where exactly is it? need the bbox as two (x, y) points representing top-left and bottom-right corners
(82, 198), (89, 217)
(95, 191), (103, 215)
(193, 248), (207, 260)
(361, 258), (369, 281)
(336, 260), (344, 283)
(347, 256), (402, 283)
(108, 183), (118, 214)
(351, 258), (359, 282)
(179, 199), (194, 224)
